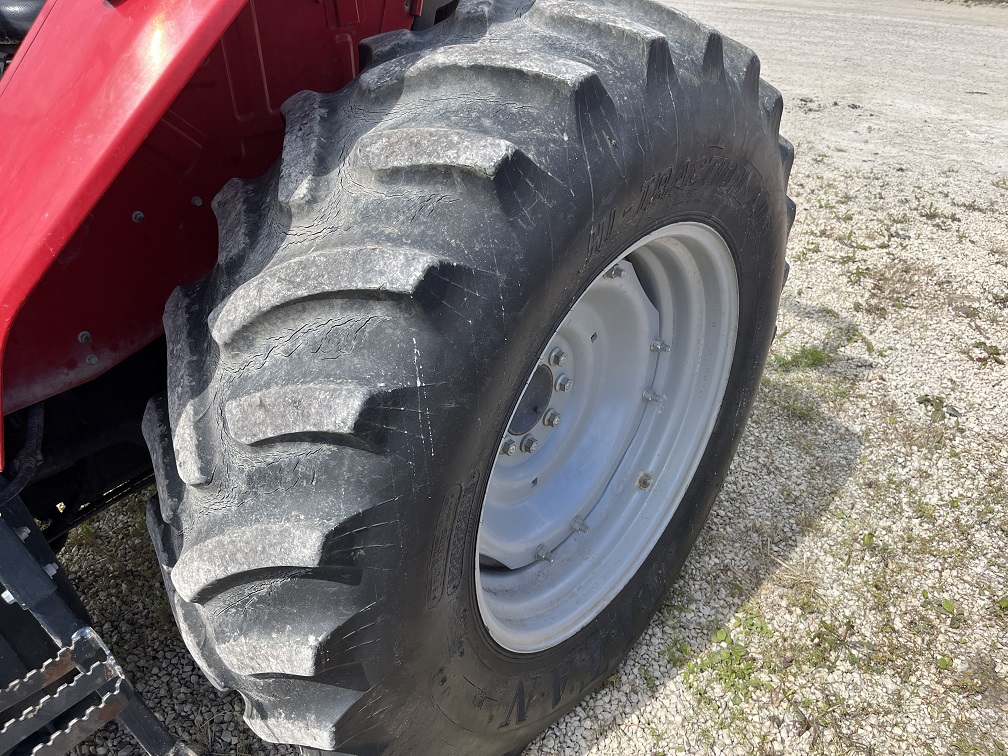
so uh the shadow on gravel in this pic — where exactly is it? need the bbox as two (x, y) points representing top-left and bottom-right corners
(674, 304), (870, 618)
(531, 306), (871, 753)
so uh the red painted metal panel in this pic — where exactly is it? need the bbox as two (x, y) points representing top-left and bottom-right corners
(0, 0), (415, 465)
(0, 0), (248, 463)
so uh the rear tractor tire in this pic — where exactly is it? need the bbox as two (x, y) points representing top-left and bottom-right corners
(144, 1), (794, 754)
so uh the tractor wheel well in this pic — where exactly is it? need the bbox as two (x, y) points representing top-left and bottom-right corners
(2, 340), (166, 548)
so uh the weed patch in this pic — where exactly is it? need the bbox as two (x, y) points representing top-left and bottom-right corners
(775, 344), (831, 371)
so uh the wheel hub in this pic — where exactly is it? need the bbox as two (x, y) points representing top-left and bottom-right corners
(506, 364), (554, 437)
(481, 262), (660, 570)
(475, 223), (740, 653)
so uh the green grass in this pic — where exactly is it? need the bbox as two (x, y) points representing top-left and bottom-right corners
(638, 665), (658, 693)
(76, 519), (99, 544)
(683, 628), (763, 704)
(971, 341), (1005, 366)
(783, 395), (819, 423)
(774, 344), (832, 371)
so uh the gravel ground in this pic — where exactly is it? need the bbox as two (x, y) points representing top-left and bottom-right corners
(60, 0), (1008, 754)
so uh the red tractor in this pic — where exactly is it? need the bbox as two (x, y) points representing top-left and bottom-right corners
(0, 0), (794, 753)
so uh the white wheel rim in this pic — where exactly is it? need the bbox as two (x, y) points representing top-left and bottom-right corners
(475, 222), (740, 653)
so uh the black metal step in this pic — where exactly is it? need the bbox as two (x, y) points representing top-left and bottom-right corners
(0, 495), (197, 756)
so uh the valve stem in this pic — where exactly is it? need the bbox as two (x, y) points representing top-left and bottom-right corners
(642, 387), (665, 403)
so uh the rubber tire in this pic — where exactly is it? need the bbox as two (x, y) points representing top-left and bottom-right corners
(143, 1), (794, 754)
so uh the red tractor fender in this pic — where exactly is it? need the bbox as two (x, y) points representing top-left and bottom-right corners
(0, 0), (417, 466)
(0, 0), (247, 464)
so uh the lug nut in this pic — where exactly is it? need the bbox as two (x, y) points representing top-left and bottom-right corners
(1, 590), (14, 605)
(521, 435), (539, 453)
(543, 409), (561, 428)
(650, 338), (671, 353)
(637, 472), (654, 490)
(605, 264), (627, 279)
(501, 438), (517, 456)
(642, 387), (665, 403)
(555, 374), (574, 392)
(572, 517), (589, 533)
(549, 347), (567, 367)
(535, 544), (554, 563)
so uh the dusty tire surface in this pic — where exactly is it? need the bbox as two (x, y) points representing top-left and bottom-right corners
(143, 0), (791, 753)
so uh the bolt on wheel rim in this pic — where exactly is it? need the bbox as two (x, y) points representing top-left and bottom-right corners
(475, 222), (740, 653)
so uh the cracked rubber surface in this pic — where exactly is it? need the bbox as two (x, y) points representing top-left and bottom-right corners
(143, 1), (793, 753)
